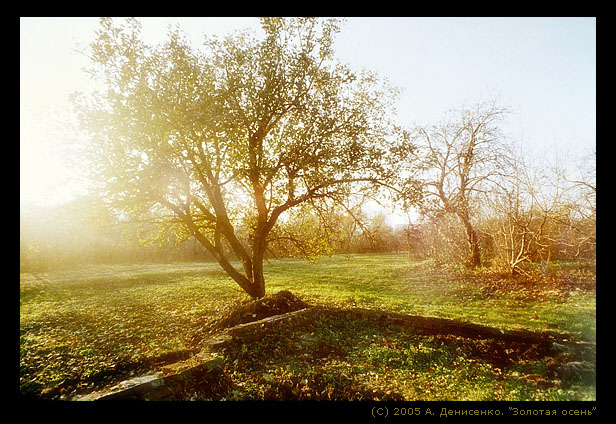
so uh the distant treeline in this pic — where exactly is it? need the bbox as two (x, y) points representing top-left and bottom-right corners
(20, 187), (594, 273)
(19, 198), (408, 272)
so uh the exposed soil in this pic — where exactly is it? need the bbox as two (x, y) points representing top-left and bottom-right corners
(214, 290), (309, 329)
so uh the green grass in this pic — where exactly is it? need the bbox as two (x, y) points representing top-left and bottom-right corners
(220, 312), (594, 401)
(264, 254), (596, 339)
(20, 262), (243, 396)
(19, 253), (596, 400)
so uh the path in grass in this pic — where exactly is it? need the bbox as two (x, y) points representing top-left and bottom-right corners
(19, 254), (595, 399)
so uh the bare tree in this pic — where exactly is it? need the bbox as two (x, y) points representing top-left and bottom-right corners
(480, 144), (596, 275)
(415, 101), (511, 268)
(479, 150), (540, 275)
(563, 148), (596, 259)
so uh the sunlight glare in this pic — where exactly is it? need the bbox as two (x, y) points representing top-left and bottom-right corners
(20, 107), (80, 209)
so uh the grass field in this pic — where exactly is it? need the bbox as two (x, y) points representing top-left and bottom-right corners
(19, 254), (596, 400)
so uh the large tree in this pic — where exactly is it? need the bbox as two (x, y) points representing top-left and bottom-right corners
(73, 17), (413, 298)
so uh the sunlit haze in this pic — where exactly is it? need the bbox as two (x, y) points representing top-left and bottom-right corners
(19, 20), (598, 400)
(20, 17), (596, 219)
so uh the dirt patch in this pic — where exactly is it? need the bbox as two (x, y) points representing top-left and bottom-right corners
(214, 290), (308, 330)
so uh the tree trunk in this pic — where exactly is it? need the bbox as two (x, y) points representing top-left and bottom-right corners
(249, 222), (268, 299)
(459, 213), (481, 268)
(190, 203), (271, 299)
(250, 260), (267, 299)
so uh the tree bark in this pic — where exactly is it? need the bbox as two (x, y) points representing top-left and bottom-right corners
(250, 248), (267, 299)
(458, 212), (481, 268)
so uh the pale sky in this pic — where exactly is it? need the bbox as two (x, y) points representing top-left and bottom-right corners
(20, 17), (596, 212)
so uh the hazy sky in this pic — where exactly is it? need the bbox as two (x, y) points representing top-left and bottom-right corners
(20, 17), (596, 210)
